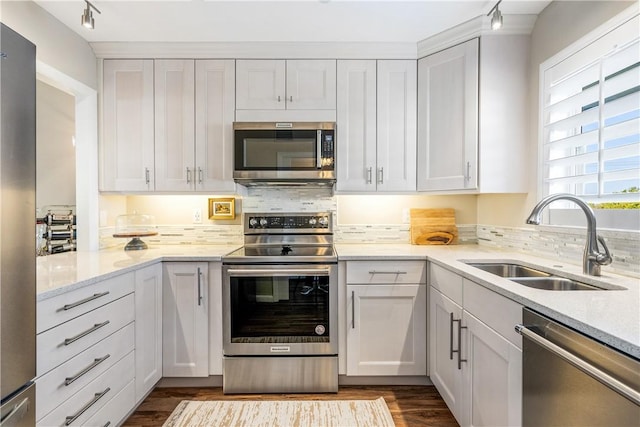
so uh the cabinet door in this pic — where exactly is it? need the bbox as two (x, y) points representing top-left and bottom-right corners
(154, 59), (196, 191)
(347, 284), (426, 376)
(429, 286), (463, 424)
(102, 60), (154, 191)
(236, 59), (285, 110)
(286, 60), (337, 110)
(134, 263), (162, 401)
(336, 60), (377, 192)
(195, 60), (236, 192)
(461, 312), (522, 427)
(162, 262), (209, 377)
(417, 38), (478, 191)
(376, 60), (417, 192)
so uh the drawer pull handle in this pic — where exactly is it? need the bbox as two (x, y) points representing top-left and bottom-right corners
(103, 423), (111, 427)
(64, 387), (110, 426)
(64, 321), (110, 346)
(61, 292), (110, 311)
(368, 271), (407, 275)
(64, 354), (111, 386)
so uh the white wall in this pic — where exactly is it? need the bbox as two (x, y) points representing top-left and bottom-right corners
(477, 1), (635, 227)
(0, 1), (97, 89)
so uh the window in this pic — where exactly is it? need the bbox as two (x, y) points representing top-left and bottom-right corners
(540, 12), (639, 230)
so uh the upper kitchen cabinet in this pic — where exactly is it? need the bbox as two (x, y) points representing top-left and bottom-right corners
(336, 60), (417, 192)
(417, 36), (529, 193)
(154, 59), (195, 192)
(101, 59), (236, 193)
(155, 59), (236, 192)
(235, 59), (336, 121)
(101, 60), (155, 192)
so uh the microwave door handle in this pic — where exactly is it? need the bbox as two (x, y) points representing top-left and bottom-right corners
(317, 130), (322, 169)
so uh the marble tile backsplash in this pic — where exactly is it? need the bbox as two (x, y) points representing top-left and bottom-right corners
(99, 188), (638, 276)
(477, 224), (640, 277)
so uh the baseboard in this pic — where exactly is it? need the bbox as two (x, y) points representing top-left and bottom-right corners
(157, 376), (223, 387)
(338, 375), (432, 386)
(153, 375), (431, 388)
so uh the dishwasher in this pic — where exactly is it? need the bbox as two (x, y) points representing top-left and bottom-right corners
(516, 308), (640, 427)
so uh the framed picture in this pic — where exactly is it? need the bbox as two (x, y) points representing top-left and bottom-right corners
(209, 197), (235, 220)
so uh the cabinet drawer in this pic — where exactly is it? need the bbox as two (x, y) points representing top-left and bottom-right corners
(38, 272), (135, 333)
(37, 351), (135, 427)
(37, 294), (135, 376)
(84, 379), (135, 427)
(463, 279), (522, 348)
(36, 323), (135, 421)
(429, 263), (463, 305)
(347, 261), (426, 284)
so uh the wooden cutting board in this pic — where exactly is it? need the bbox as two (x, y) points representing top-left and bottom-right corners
(410, 208), (458, 245)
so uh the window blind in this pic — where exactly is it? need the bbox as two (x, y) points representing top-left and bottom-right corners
(541, 16), (640, 206)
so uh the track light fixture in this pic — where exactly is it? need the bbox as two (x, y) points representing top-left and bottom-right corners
(81, 0), (101, 30)
(487, 0), (503, 30)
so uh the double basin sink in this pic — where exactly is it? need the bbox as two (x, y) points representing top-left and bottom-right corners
(464, 262), (617, 291)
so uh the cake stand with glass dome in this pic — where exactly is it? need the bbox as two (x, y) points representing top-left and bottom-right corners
(113, 213), (158, 250)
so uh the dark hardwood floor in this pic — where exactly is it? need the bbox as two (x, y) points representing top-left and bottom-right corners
(123, 385), (459, 426)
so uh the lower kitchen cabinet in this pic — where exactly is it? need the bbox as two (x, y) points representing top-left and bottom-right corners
(345, 261), (427, 376)
(35, 272), (136, 426)
(134, 263), (163, 400)
(162, 262), (209, 377)
(429, 262), (522, 427)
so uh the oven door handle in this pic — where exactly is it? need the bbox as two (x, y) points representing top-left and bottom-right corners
(226, 268), (331, 277)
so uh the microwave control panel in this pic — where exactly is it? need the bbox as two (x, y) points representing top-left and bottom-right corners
(321, 131), (335, 168)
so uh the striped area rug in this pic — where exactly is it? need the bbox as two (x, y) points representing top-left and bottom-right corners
(163, 397), (395, 427)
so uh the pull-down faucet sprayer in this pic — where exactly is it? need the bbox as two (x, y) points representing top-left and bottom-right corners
(526, 193), (612, 276)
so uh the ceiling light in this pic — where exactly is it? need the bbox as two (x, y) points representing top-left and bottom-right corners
(487, 0), (503, 31)
(81, 0), (101, 30)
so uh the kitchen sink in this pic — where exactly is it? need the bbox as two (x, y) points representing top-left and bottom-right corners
(464, 261), (610, 291)
(466, 263), (550, 278)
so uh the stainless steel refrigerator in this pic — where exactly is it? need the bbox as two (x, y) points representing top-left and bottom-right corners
(0, 23), (37, 426)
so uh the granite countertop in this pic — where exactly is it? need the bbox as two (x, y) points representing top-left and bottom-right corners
(37, 243), (639, 358)
(336, 243), (640, 358)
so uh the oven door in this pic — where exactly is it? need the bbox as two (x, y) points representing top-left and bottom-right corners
(223, 264), (337, 356)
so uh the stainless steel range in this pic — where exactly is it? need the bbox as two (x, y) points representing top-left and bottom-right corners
(222, 212), (338, 394)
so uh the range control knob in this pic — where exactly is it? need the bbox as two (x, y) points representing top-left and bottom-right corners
(308, 218), (317, 226)
(249, 218), (258, 227)
(319, 216), (329, 226)
(259, 218), (268, 227)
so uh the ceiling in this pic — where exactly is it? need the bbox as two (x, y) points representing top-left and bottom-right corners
(34, 0), (551, 44)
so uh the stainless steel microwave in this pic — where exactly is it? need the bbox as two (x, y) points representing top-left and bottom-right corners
(233, 122), (336, 186)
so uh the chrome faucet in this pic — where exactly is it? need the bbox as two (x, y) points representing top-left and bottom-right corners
(526, 193), (612, 276)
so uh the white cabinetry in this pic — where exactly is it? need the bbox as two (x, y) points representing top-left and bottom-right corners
(162, 262), (209, 377)
(102, 59), (235, 193)
(134, 263), (162, 401)
(429, 262), (522, 427)
(417, 39), (478, 191)
(236, 59), (336, 110)
(417, 36), (529, 192)
(154, 59), (195, 192)
(345, 261), (427, 376)
(35, 273), (136, 426)
(336, 60), (417, 192)
(101, 59), (155, 192)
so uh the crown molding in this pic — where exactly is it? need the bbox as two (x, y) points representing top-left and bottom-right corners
(417, 14), (537, 58)
(90, 41), (418, 59)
